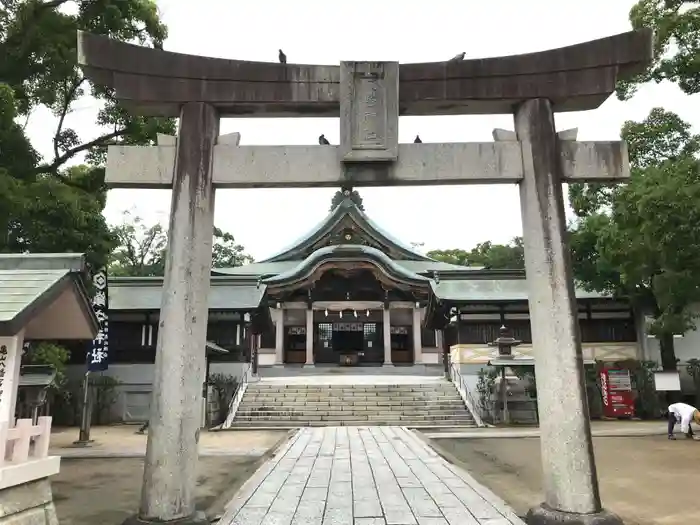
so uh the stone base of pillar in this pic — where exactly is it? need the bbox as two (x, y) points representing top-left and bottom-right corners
(382, 363), (394, 367)
(526, 504), (624, 525)
(123, 511), (208, 525)
(0, 478), (59, 525)
(304, 364), (315, 368)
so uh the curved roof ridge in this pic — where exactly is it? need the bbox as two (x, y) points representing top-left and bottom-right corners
(349, 202), (433, 261)
(261, 197), (433, 263)
(259, 202), (345, 263)
(263, 244), (430, 287)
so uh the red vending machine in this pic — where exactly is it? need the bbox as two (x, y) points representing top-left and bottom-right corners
(600, 368), (635, 418)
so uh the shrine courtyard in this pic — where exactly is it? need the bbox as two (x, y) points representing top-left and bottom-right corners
(48, 428), (288, 525)
(43, 425), (697, 525)
(428, 433), (699, 525)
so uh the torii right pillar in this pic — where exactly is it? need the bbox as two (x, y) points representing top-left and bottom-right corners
(516, 98), (619, 525)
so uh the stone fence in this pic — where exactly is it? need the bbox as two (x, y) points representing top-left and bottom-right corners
(0, 417), (52, 467)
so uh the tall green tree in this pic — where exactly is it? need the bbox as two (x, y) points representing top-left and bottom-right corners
(330, 186), (365, 211)
(109, 212), (167, 277)
(211, 227), (255, 268)
(109, 212), (254, 276)
(569, 108), (700, 371)
(0, 0), (175, 270)
(427, 238), (524, 269)
(617, 1), (700, 99)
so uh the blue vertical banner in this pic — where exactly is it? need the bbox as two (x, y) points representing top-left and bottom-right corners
(87, 269), (109, 371)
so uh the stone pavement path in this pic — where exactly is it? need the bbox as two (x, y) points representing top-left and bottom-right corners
(219, 426), (524, 525)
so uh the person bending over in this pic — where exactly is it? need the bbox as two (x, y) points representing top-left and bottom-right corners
(667, 402), (700, 440)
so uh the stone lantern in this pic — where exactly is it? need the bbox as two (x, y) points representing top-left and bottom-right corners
(488, 325), (522, 359)
(487, 325), (523, 424)
(18, 365), (57, 424)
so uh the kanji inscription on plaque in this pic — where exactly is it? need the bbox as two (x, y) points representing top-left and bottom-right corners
(340, 61), (398, 162)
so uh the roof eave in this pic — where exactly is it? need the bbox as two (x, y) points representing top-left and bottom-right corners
(264, 245), (431, 291)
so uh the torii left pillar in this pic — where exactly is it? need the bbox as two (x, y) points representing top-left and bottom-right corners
(128, 102), (219, 525)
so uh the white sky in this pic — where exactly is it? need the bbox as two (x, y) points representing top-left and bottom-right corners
(25, 0), (700, 260)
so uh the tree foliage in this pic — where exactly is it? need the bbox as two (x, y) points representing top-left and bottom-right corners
(330, 187), (365, 211)
(23, 341), (71, 389)
(109, 212), (254, 276)
(427, 238), (524, 269)
(211, 226), (255, 268)
(569, 108), (700, 371)
(617, 1), (700, 99)
(109, 212), (167, 277)
(0, 0), (175, 270)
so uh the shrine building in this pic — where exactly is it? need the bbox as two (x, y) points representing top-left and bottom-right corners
(74, 196), (639, 377)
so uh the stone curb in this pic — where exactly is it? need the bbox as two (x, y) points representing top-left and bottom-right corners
(206, 429), (298, 522)
(52, 450), (273, 459)
(423, 429), (667, 440)
(409, 429), (528, 523)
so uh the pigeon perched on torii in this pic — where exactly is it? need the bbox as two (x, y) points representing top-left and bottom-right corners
(448, 52), (466, 62)
(318, 134), (330, 145)
(278, 49), (287, 64)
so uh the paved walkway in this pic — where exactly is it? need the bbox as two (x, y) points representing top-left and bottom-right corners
(219, 426), (524, 525)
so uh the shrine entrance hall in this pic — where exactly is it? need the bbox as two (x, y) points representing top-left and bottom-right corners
(274, 303), (427, 366)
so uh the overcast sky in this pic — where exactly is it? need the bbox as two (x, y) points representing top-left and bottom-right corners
(26, 0), (700, 260)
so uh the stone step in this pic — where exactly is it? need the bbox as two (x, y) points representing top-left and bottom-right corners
(237, 403), (467, 410)
(234, 415), (472, 422)
(236, 409), (471, 417)
(247, 386), (457, 391)
(248, 386), (455, 390)
(237, 403), (469, 410)
(242, 400), (462, 406)
(241, 398), (462, 402)
(238, 402), (465, 413)
(243, 397), (463, 403)
(232, 380), (475, 428)
(243, 394), (462, 400)
(228, 420), (476, 428)
(248, 385), (455, 394)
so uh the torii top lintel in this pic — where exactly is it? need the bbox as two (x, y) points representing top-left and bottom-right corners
(77, 29), (652, 118)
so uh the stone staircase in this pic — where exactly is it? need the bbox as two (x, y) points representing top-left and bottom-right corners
(229, 379), (476, 428)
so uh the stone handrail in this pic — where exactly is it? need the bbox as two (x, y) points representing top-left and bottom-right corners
(0, 417), (51, 465)
(221, 364), (253, 429)
(449, 363), (486, 428)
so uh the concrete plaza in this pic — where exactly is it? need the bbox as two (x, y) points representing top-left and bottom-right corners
(219, 426), (523, 525)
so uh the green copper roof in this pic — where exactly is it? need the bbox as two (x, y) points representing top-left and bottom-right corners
(0, 253), (86, 272)
(107, 275), (609, 310)
(213, 261), (299, 277)
(0, 253), (98, 337)
(212, 258), (479, 278)
(0, 269), (72, 324)
(261, 198), (436, 263)
(431, 278), (606, 302)
(263, 245), (430, 288)
(109, 277), (266, 310)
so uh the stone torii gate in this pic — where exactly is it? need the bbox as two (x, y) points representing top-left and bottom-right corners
(78, 29), (651, 525)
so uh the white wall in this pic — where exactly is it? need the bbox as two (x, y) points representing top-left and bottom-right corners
(643, 305), (700, 392)
(66, 362), (248, 423)
(644, 324), (700, 366)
